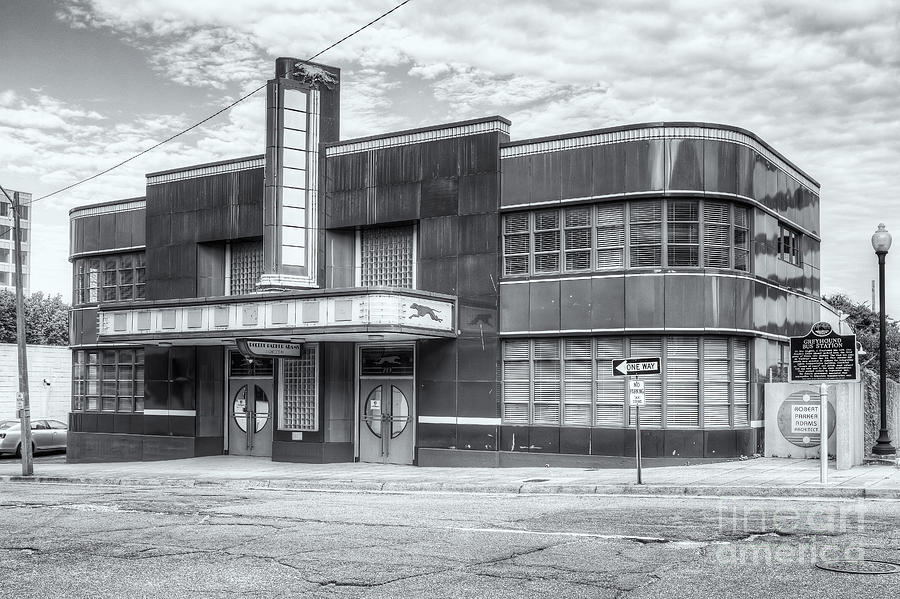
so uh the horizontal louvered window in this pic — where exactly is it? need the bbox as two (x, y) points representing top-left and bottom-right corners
(503, 199), (752, 276)
(501, 336), (752, 429)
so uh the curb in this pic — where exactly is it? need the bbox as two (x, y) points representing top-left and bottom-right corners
(3, 475), (899, 499)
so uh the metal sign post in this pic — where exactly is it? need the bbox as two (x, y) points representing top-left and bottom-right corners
(629, 377), (646, 485)
(820, 383), (828, 484)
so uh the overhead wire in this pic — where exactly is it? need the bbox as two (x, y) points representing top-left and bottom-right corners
(24, 0), (414, 206)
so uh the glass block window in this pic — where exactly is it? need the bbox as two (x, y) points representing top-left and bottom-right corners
(360, 225), (414, 288)
(73, 253), (144, 306)
(73, 348), (143, 413)
(280, 344), (318, 431)
(501, 336), (750, 429)
(502, 200), (752, 275)
(230, 240), (264, 295)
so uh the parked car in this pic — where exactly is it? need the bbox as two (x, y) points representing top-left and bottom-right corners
(0, 419), (68, 457)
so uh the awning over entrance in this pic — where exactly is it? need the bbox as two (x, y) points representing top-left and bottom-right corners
(96, 288), (456, 344)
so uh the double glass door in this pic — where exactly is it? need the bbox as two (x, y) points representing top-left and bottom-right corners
(359, 378), (414, 464)
(228, 379), (273, 457)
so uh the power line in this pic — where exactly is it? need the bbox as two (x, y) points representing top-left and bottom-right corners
(27, 0), (414, 206)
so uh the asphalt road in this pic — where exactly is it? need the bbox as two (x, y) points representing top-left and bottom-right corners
(0, 481), (898, 598)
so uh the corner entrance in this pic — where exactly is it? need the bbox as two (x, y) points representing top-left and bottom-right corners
(358, 346), (415, 465)
(228, 353), (274, 457)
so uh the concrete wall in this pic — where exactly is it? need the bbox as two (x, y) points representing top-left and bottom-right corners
(0, 344), (70, 422)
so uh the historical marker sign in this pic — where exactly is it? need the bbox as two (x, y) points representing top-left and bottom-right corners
(612, 357), (661, 377)
(789, 321), (858, 383)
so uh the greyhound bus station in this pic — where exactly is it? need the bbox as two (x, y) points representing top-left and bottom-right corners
(67, 58), (822, 466)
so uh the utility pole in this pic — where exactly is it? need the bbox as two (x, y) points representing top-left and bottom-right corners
(0, 185), (33, 475)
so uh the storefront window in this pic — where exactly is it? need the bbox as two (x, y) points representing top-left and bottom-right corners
(72, 348), (144, 413)
(502, 336), (750, 429)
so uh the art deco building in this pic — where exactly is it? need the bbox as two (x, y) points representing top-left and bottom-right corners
(67, 59), (820, 465)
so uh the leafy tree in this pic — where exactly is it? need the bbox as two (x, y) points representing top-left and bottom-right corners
(0, 289), (69, 346)
(823, 293), (900, 381)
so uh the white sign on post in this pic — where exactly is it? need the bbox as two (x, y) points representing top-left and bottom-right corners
(628, 379), (645, 406)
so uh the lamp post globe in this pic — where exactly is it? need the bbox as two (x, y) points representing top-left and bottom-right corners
(871, 223), (895, 456)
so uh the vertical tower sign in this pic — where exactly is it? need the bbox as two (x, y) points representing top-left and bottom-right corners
(260, 58), (340, 290)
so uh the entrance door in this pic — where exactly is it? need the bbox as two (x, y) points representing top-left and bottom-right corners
(228, 379), (273, 457)
(359, 378), (414, 464)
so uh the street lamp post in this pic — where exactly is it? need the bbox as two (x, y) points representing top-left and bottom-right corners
(871, 223), (896, 455)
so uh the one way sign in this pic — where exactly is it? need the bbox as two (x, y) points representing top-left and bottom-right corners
(611, 357), (661, 377)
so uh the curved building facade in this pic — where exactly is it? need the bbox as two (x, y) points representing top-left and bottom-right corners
(67, 59), (820, 466)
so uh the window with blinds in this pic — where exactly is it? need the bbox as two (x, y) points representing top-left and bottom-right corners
(501, 336), (751, 429)
(503, 213), (530, 275)
(533, 211), (560, 273)
(630, 201), (663, 267)
(666, 201), (699, 266)
(564, 207), (591, 271)
(360, 225), (414, 287)
(596, 204), (625, 270)
(502, 199), (751, 276)
(280, 345), (319, 431)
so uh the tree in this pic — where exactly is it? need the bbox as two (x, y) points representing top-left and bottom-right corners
(0, 289), (69, 346)
(823, 293), (900, 381)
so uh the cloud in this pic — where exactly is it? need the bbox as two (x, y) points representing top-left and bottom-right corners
(6, 0), (898, 312)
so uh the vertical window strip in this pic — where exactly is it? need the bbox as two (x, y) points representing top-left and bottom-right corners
(533, 210), (561, 273)
(665, 337), (700, 427)
(563, 207), (592, 271)
(595, 337), (625, 426)
(563, 338), (592, 425)
(702, 338), (731, 427)
(703, 201), (732, 268)
(503, 213), (530, 275)
(281, 345), (318, 431)
(231, 240), (264, 294)
(732, 339), (750, 426)
(733, 206), (749, 271)
(629, 201), (662, 267)
(596, 203), (625, 270)
(666, 201), (699, 267)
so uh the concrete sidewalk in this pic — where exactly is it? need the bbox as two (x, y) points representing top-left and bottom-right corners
(1, 456), (899, 498)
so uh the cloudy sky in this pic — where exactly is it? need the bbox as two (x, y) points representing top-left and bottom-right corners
(1, 0), (899, 314)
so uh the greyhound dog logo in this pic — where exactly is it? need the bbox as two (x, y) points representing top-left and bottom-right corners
(375, 355), (401, 366)
(409, 303), (443, 322)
